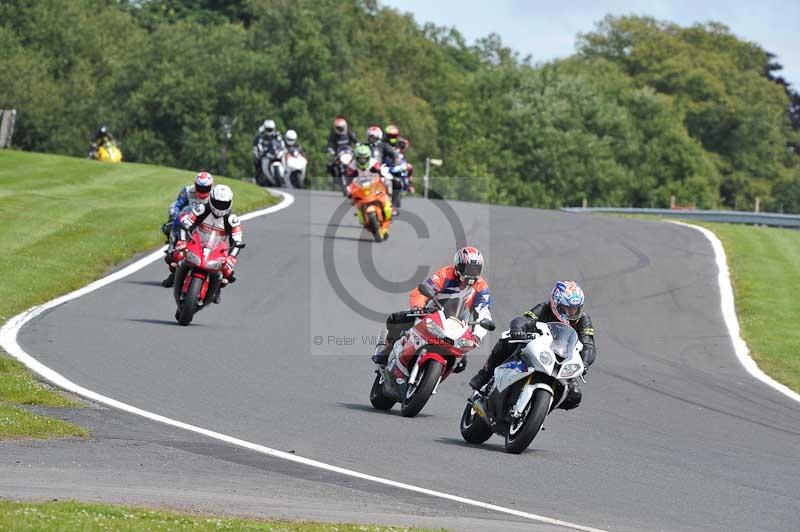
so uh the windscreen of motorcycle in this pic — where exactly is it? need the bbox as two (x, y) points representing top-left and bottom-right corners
(434, 289), (473, 323)
(196, 226), (229, 255)
(546, 322), (579, 360)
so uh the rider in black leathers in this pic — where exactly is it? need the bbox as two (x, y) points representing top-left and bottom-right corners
(469, 281), (596, 410)
(326, 117), (358, 176)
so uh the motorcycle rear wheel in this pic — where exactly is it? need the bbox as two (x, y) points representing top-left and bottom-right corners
(400, 361), (443, 417)
(459, 401), (493, 444)
(504, 388), (551, 454)
(367, 212), (383, 243)
(177, 276), (203, 326)
(369, 373), (396, 411)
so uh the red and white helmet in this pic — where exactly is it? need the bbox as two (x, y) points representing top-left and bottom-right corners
(333, 117), (348, 135)
(454, 246), (484, 285)
(209, 184), (233, 217)
(194, 171), (214, 200)
(366, 125), (383, 144)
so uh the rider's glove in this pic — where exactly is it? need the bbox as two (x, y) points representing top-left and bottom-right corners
(510, 329), (527, 340)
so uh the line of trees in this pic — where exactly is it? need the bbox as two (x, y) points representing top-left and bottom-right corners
(1, 1), (798, 211)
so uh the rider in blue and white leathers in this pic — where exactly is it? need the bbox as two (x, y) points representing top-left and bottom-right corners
(161, 171), (214, 287)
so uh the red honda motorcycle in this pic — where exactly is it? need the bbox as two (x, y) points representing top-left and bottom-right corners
(171, 231), (237, 326)
(370, 283), (495, 417)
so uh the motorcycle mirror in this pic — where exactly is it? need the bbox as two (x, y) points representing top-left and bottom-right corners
(478, 319), (496, 331)
(417, 282), (436, 300)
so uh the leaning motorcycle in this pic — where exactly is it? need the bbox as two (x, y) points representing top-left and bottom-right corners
(254, 138), (286, 187)
(285, 146), (308, 188)
(459, 322), (584, 453)
(370, 283), (495, 417)
(347, 171), (393, 243)
(171, 230), (242, 326)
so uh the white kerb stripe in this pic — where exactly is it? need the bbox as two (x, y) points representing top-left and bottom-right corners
(669, 221), (800, 403)
(0, 189), (606, 532)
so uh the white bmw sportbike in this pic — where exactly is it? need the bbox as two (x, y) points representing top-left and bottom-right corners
(460, 322), (585, 454)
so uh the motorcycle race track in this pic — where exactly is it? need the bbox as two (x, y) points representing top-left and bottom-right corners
(11, 190), (800, 531)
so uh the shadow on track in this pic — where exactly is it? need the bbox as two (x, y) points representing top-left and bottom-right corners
(317, 234), (373, 243)
(127, 318), (183, 327)
(434, 437), (544, 455)
(336, 402), (433, 418)
(126, 280), (165, 287)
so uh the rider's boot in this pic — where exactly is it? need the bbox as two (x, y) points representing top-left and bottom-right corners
(469, 368), (491, 390)
(161, 269), (175, 288)
(371, 330), (390, 365)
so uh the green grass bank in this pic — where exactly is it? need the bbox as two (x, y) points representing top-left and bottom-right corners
(0, 500), (435, 532)
(0, 150), (277, 439)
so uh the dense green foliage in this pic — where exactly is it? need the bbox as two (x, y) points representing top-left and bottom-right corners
(1, 1), (798, 209)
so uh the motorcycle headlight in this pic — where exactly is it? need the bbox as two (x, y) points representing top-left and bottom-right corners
(184, 251), (201, 266)
(205, 259), (224, 271)
(539, 351), (553, 366)
(425, 318), (445, 338)
(559, 363), (582, 378)
(455, 337), (475, 350)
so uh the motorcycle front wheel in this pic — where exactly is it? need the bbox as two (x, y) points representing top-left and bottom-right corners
(504, 388), (551, 454)
(369, 373), (396, 410)
(459, 401), (493, 444)
(367, 212), (383, 243)
(290, 170), (303, 189)
(400, 361), (443, 417)
(177, 276), (203, 326)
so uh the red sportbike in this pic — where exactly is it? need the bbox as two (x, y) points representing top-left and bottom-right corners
(171, 230), (239, 326)
(370, 283), (495, 417)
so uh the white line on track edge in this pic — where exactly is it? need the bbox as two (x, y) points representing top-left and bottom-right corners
(669, 221), (800, 404)
(0, 189), (606, 532)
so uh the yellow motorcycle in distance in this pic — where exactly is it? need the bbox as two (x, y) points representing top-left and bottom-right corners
(93, 141), (123, 163)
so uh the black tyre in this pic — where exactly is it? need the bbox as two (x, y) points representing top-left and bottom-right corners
(400, 361), (443, 418)
(504, 388), (551, 454)
(172, 267), (187, 306)
(177, 276), (203, 326)
(257, 159), (271, 186)
(459, 401), (493, 444)
(290, 170), (302, 189)
(367, 212), (382, 243)
(369, 373), (396, 410)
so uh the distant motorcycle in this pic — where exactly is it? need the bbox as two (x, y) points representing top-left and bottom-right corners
(347, 170), (393, 243)
(285, 146), (308, 189)
(171, 230), (244, 326)
(370, 283), (495, 417)
(331, 145), (354, 195)
(254, 138), (286, 187)
(387, 153), (413, 209)
(459, 322), (585, 454)
(93, 140), (122, 163)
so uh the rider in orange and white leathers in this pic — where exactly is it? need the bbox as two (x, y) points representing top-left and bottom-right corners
(372, 246), (492, 370)
(174, 184), (244, 303)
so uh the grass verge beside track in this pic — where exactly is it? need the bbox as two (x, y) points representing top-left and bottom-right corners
(693, 222), (800, 392)
(0, 500), (435, 531)
(606, 213), (800, 393)
(0, 150), (277, 439)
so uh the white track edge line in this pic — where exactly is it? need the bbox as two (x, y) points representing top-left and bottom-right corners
(668, 221), (800, 404)
(0, 189), (606, 532)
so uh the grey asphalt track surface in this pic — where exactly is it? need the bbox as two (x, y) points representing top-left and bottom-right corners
(15, 190), (800, 531)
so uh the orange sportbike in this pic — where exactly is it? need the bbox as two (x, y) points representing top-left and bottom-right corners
(347, 175), (393, 242)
